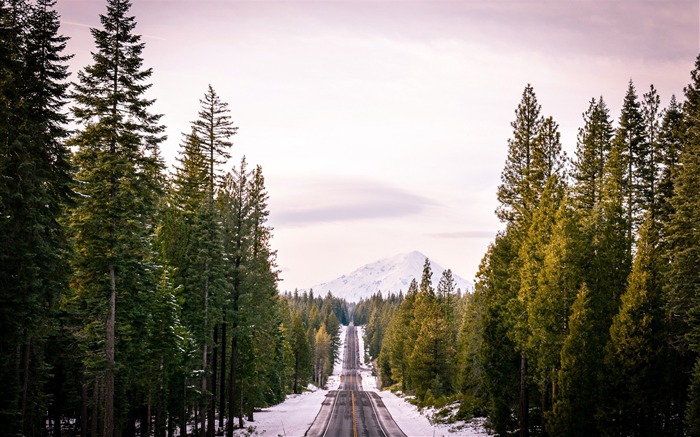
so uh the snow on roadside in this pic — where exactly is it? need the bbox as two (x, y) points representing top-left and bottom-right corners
(357, 326), (488, 437)
(231, 386), (326, 437)
(357, 325), (366, 367)
(230, 325), (347, 436)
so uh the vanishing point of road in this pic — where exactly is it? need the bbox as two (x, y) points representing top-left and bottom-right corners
(306, 323), (407, 437)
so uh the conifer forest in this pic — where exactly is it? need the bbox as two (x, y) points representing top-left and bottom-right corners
(2, 0), (700, 436)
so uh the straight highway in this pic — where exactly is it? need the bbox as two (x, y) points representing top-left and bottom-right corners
(306, 324), (407, 437)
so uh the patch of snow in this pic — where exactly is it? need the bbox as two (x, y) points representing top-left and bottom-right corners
(230, 388), (328, 436)
(357, 325), (367, 368)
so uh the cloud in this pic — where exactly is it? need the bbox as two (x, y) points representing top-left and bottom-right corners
(430, 230), (496, 240)
(271, 177), (437, 226)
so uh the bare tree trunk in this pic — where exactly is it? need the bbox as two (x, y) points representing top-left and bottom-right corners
(92, 378), (99, 437)
(209, 325), (217, 437)
(226, 336), (237, 437)
(201, 269), (209, 437)
(238, 389), (243, 429)
(81, 374), (88, 437)
(180, 378), (187, 437)
(105, 263), (116, 437)
(219, 321), (226, 427)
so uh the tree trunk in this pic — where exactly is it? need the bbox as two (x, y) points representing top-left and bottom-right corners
(180, 378), (187, 437)
(92, 379), (99, 437)
(293, 352), (299, 394)
(105, 263), (116, 437)
(209, 325), (217, 437)
(238, 389), (243, 429)
(201, 269), (209, 437)
(53, 403), (61, 437)
(227, 336), (237, 437)
(541, 379), (549, 435)
(519, 353), (528, 437)
(81, 374), (88, 437)
(219, 321), (226, 427)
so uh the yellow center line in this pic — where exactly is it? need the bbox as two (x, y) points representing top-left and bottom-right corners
(352, 390), (358, 437)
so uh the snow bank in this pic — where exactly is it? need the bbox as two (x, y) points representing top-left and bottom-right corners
(357, 325), (366, 367)
(231, 387), (327, 436)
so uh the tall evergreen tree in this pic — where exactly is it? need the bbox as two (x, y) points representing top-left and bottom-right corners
(517, 175), (565, 429)
(549, 284), (600, 437)
(613, 80), (644, 245)
(666, 54), (700, 432)
(496, 84), (543, 226)
(0, 0), (73, 433)
(657, 95), (684, 226)
(289, 313), (312, 394)
(67, 0), (165, 435)
(218, 158), (251, 434)
(573, 97), (614, 211)
(192, 85), (238, 199)
(601, 217), (665, 436)
(640, 84), (663, 222)
(476, 230), (521, 435)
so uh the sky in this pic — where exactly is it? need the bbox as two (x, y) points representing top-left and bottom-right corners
(55, 0), (699, 291)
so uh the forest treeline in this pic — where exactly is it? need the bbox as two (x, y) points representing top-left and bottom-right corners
(359, 59), (700, 435)
(0, 0), (351, 436)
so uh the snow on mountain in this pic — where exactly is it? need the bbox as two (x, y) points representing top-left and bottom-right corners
(310, 251), (473, 303)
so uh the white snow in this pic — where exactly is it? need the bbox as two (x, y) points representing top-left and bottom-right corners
(309, 251), (474, 303)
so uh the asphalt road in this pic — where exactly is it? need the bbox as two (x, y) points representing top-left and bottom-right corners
(305, 324), (407, 437)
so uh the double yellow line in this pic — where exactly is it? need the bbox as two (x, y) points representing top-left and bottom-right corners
(351, 391), (358, 437)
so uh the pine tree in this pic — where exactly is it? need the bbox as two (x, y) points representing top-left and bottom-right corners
(601, 217), (665, 436)
(640, 84), (662, 222)
(614, 80), (644, 245)
(67, 0), (166, 434)
(0, 0), (73, 433)
(549, 284), (600, 437)
(384, 279), (418, 391)
(573, 97), (614, 211)
(477, 230), (521, 435)
(496, 84), (543, 226)
(657, 95), (684, 226)
(237, 164), (281, 420)
(313, 325), (331, 387)
(495, 85), (566, 436)
(290, 313), (312, 394)
(192, 85), (238, 198)
(517, 175), (565, 428)
(666, 54), (700, 431)
(528, 194), (587, 430)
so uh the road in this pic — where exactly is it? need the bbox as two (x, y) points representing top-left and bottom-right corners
(306, 324), (407, 437)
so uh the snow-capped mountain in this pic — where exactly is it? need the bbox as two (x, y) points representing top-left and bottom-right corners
(310, 251), (473, 303)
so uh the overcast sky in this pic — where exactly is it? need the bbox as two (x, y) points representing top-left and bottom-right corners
(55, 0), (699, 291)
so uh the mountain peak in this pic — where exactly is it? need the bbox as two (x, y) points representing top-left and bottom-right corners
(310, 251), (473, 303)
